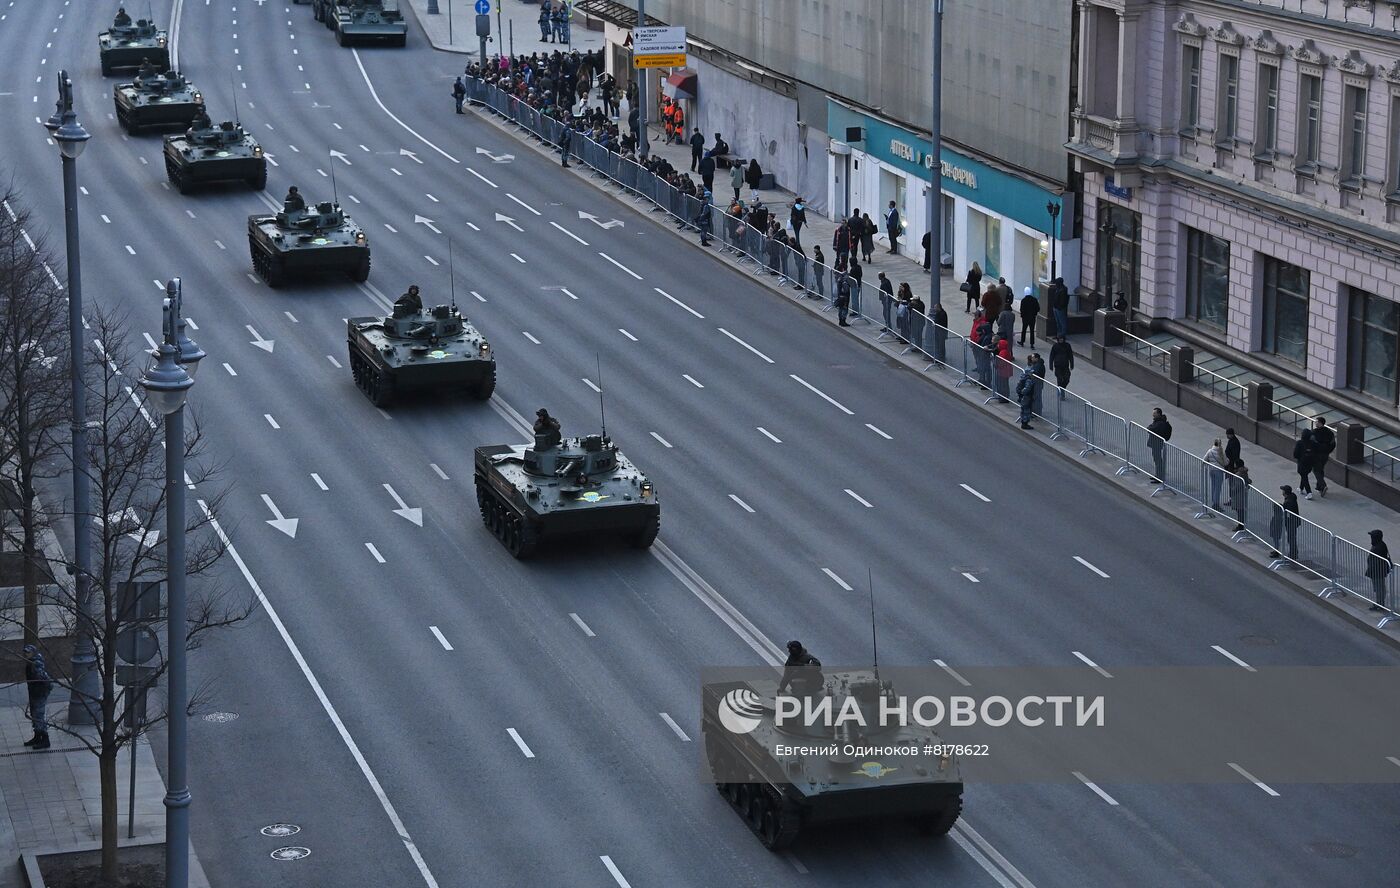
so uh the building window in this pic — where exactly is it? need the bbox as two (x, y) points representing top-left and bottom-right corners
(1390, 95), (1400, 195)
(1341, 84), (1369, 187)
(1098, 201), (1141, 311)
(1256, 63), (1280, 157)
(1180, 44), (1202, 134)
(1348, 287), (1399, 404)
(1185, 228), (1230, 331)
(1217, 53), (1239, 146)
(1297, 73), (1323, 169)
(1261, 256), (1310, 366)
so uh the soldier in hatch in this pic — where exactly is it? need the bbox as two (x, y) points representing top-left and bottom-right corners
(187, 107), (211, 134)
(282, 185), (306, 214)
(394, 285), (423, 316)
(777, 640), (823, 695)
(534, 409), (562, 449)
(136, 58), (156, 82)
(114, 7), (132, 27)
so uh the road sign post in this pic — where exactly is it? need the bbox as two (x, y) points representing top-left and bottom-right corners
(477, 13), (491, 67)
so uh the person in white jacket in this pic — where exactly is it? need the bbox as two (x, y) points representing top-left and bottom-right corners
(1204, 439), (1226, 510)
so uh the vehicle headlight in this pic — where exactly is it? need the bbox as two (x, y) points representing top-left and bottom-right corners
(640, 481), (654, 499)
(355, 232), (366, 245)
(253, 145), (263, 157)
(193, 92), (203, 103)
(938, 753), (951, 773)
(478, 341), (491, 358)
(157, 36), (167, 47)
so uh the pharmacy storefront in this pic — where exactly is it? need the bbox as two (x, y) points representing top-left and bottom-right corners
(826, 99), (1077, 295)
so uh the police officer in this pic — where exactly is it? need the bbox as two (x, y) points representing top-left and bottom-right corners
(394, 285), (423, 316)
(452, 76), (467, 114)
(22, 645), (52, 750)
(114, 7), (132, 27)
(534, 409), (562, 448)
(282, 185), (306, 214)
(777, 641), (822, 695)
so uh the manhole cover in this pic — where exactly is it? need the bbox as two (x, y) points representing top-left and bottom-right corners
(1238, 635), (1278, 647)
(261, 824), (301, 838)
(1306, 841), (1357, 859)
(203, 712), (238, 723)
(270, 847), (311, 861)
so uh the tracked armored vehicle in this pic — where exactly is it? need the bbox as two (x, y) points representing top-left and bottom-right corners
(312, 0), (343, 27)
(474, 422), (659, 558)
(332, 1), (408, 47)
(113, 68), (203, 135)
(346, 292), (494, 406)
(98, 19), (168, 76)
(164, 117), (266, 192)
(702, 669), (963, 850)
(248, 193), (369, 287)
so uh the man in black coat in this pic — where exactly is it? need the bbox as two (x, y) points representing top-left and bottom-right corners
(688, 127), (705, 171)
(698, 151), (716, 195)
(1293, 429), (1317, 499)
(778, 641), (823, 695)
(1309, 418), (1335, 497)
(1018, 286), (1041, 346)
(23, 645), (51, 750)
(1048, 336), (1073, 398)
(1049, 277), (1070, 337)
(1146, 407), (1172, 483)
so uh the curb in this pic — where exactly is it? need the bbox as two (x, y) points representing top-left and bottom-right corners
(457, 99), (1400, 653)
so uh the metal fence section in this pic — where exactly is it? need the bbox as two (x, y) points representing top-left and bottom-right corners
(1119, 328), (1170, 373)
(1328, 536), (1400, 628)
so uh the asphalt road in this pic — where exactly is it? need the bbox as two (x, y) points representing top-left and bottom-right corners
(2, 2), (1399, 887)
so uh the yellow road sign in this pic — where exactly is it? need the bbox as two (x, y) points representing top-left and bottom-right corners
(634, 53), (687, 69)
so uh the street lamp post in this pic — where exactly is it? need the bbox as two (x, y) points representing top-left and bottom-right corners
(928, 0), (943, 315)
(43, 71), (98, 727)
(636, 0), (648, 158)
(140, 279), (201, 888)
(1046, 200), (1061, 283)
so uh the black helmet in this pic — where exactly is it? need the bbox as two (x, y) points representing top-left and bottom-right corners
(786, 640), (803, 654)
(536, 408), (549, 417)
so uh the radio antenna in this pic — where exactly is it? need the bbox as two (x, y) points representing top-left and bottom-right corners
(595, 354), (607, 438)
(230, 74), (240, 126)
(447, 237), (457, 312)
(328, 150), (339, 206)
(868, 567), (880, 680)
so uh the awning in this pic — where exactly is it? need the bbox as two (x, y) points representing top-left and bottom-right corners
(663, 70), (697, 101)
(573, 0), (665, 28)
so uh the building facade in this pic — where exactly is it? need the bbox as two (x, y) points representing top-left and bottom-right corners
(1069, 0), (1400, 415)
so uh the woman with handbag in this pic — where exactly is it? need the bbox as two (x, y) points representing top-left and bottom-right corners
(962, 261), (982, 313)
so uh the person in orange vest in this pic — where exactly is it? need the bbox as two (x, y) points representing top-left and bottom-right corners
(660, 97), (673, 143)
(671, 103), (685, 144)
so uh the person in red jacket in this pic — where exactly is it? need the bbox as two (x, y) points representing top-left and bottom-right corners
(994, 335), (1014, 402)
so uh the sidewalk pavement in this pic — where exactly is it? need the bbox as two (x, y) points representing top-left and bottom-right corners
(404, 0), (605, 59)
(0, 699), (209, 887)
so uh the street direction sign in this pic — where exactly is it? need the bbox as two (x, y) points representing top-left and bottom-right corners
(635, 54), (686, 69)
(475, 0), (490, 13)
(633, 26), (686, 69)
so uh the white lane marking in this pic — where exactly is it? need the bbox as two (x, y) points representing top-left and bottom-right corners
(430, 463), (449, 481)
(424, 256), (440, 266)
(214, 239), (225, 250)
(350, 48), (460, 163)
(429, 626), (453, 651)
(196, 504), (443, 888)
(845, 489), (873, 508)
(649, 432), (672, 448)
(821, 568), (852, 591)
(1227, 762), (1279, 796)
(185, 209), (196, 219)
(79, 186), (88, 195)
(598, 252), (641, 279)
(359, 144), (370, 152)
(654, 287), (704, 318)
(365, 543), (386, 564)
(618, 328), (637, 342)
(284, 311), (298, 323)
(682, 374), (704, 389)
(757, 427), (782, 444)
(311, 473), (329, 491)
(1074, 556), (1110, 578)
(466, 222), (480, 231)
(582, 378), (601, 393)
(264, 414), (280, 429)
(934, 659), (972, 687)
(960, 483), (991, 502)
(790, 374), (854, 414)
(1073, 771), (1120, 806)
(142, 332), (159, 351)
(470, 291), (487, 303)
(100, 214), (111, 224)
(569, 612), (596, 637)
(600, 857), (631, 888)
(384, 223), (397, 233)
(1072, 651), (1113, 679)
(785, 854), (809, 875)
(961, 572), (980, 583)
(222, 362), (236, 376)
(466, 167), (498, 187)
(1386, 756), (1400, 770)
(559, 287), (578, 300)
(521, 331), (540, 345)
(506, 728), (535, 758)
(549, 220), (588, 245)
(659, 713), (691, 742)
(953, 821), (1038, 888)
(124, 245), (135, 255)
(425, 193), (439, 203)
(1212, 645), (1257, 672)
(288, 144), (300, 153)
(347, 194), (360, 203)
(507, 193), (540, 215)
(246, 273), (259, 284)
(865, 423), (893, 439)
(326, 355), (342, 368)
(510, 253), (526, 263)
(728, 494), (755, 513)
(717, 327), (774, 363)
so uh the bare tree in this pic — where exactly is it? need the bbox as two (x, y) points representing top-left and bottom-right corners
(0, 188), (70, 643)
(0, 308), (249, 879)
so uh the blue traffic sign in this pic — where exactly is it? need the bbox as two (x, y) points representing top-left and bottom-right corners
(475, 0), (490, 14)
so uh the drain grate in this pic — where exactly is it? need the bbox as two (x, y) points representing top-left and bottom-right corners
(271, 847), (311, 861)
(203, 712), (239, 723)
(1306, 841), (1357, 859)
(261, 824), (301, 838)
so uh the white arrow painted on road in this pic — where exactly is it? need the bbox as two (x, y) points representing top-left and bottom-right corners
(414, 215), (441, 234)
(383, 484), (423, 526)
(261, 494), (299, 538)
(329, 150), (352, 166)
(474, 146), (514, 163)
(578, 211), (623, 229)
(495, 213), (523, 232)
(400, 148), (422, 164)
(246, 325), (274, 353)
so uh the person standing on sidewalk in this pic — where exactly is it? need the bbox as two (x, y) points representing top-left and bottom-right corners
(1049, 277), (1070, 338)
(835, 270), (851, 326)
(699, 151), (717, 196)
(1309, 417), (1335, 497)
(1147, 407), (1172, 483)
(789, 198), (807, 250)
(1204, 439), (1226, 510)
(909, 290), (926, 352)
(1048, 335), (1073, 398)
(859, 212), (877, 263)
(1224, 427), (1242, 471)
(884, 201), (901, 254)
(922, 231), (932, 270)
(1293, 429), (1317, 499)
(23, 645), (51, 750)
(1016, 356), (1038, 429)
(877, 273), (895, 332)
(453, 76), (467, 114)
(1018, 286), (1040, 346)
(848, 257), (864, 319)
(559, 119), (573, 167)
(996, 298), (1016, 342)
(1367, 529), (1392, 611)
(689, 127), (705, 171)
(695, 190), (713, 246)
(962, 261), (982, 313)
(1230, 462), (1252, 531)
(932, 301), (948, 363)
(745, 159), (763, 201)
(729, 163), (743, 203)
(1270, 485), (1301, 559)
(811, 246), (826, 299)
(833, 221), (851, 267)
(539, 1), (554, 42)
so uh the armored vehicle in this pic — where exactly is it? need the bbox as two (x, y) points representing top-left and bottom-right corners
(163, 116), (266, 192)
(247, 190), (369, 287)
(113, 68), (203, 135)
(331, 1), (408, 47)
(98, 18), (168, 76)
(312, 0), (343, 27)
(702, 669), (964, 850)
(474, 421), (659, 558)
(346, 291), (494, 406)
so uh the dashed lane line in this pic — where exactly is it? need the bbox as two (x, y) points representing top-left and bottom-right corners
(960, 483), (991, 502)
(569, 612), (596, 637)
(659, 713), (691, 742)
(581, 378), (601, 393)
(1072, 651), (1113, 679)
(311, 473), (329, 491)
(521, 331), (540, 345)
(365, 542), (386, 563)
(1212, 645), (1257, 672)
(1073, 771), (1120, 806)
(717, 327), (774, 363)
(430, 463), (449, 481)
(649, 432), (672, 448)
(790, 374), (854, 414)
(507, 193), (540, 215)
(844, 488), (873, 508)
(821, 568), (852, 591)
(1227, 762), (1279, 796)
(600, 857), (631, 888)
(654, 287), (703, 318)
(933, 659), (972, 687)
(865, 423), (892, 439)
(618, 328), (637, 341)
(757, 427), (782, 444)
(961, 572), (980, 583)
(549, 220), (588, 245)
(506, 728), (535, 759)
(682, 374), (704, 389)
(728, 495), (755, 513)
(598, 252), (641, 279)
(428, 626), (453, 651)
(1074, 555), (1110, 578)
